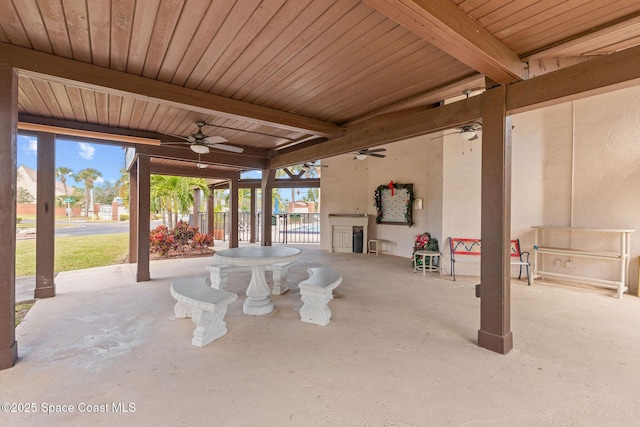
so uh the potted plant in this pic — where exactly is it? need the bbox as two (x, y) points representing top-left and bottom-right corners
(412, 232), (439, 267)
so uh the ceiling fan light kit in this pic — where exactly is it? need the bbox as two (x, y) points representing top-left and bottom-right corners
(459, 130), (477, 140)
(165, 121), (245, 154)
(189, 144), (210, 154)
(355, 154), (368, 160)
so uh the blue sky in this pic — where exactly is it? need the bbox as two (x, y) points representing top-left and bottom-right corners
(17, 134), (126, 187)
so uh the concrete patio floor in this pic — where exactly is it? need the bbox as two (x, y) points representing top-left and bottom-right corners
(2, 244), (640, 426)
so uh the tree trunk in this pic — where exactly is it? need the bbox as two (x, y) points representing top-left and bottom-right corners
(85, 188), (90, 216)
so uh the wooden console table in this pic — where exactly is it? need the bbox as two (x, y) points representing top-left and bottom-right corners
(532, 226), (634, 298)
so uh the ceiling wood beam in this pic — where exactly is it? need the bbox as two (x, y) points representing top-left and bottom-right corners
(364, 0), (526, 84)
(232, 178), (320, 189)
(506, 43), (640, 114)
(150, 164), (240, 180)
(346, 73), (485, 125)
(134, 144), (268, 170)
(0, 43), (343, 137)
(19, 121), (159, 146)
(270, 96), (482, 168)
(18, 114), (271, 158)
(522, 13), (640, 60)
(18, 114), (163, 146)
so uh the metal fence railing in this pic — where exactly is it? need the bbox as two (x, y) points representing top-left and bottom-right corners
(196, 212), (320, 244)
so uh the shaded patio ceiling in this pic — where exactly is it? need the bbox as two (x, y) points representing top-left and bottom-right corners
(3, 0), (640, 175)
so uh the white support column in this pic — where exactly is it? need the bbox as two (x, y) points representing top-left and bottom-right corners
(261, 169), (276, 246)
(229, 174), (240, 248)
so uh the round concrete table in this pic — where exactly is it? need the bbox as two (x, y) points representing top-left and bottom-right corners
(214, 246), (301, 315)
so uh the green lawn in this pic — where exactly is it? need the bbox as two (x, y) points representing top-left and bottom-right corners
(15, 233), (129, 277)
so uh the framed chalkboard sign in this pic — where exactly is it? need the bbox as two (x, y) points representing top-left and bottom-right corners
(374, 182), (414, 226)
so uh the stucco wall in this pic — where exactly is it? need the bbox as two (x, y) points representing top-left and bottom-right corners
(320, 85), (640, 293)
(526, 89), (640, 292)
(319, 154), (368, 251)
(321, 136), (443, 257)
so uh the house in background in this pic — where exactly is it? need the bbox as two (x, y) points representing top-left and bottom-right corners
(17, 164), (68, 202)
(16, 165), (80, 217)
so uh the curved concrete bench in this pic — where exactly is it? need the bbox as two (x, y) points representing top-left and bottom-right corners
(299, 267), (342, 326)
(171, 277), (237, 347)
(206, 262), (291, 295)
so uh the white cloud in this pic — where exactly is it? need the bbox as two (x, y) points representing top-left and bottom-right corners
(95, 176), (104, 184)
(27, 138), (37, 154)
(78, 142), (95, 160)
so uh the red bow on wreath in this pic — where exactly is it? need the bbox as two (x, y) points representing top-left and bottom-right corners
(388, 180), (395, 196)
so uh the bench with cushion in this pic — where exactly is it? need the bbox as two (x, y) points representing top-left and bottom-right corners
(449, 237), (531, 285)
(170, 277), (238, 347)
(298, 267), (342, 326)
(206, 262), (291, 294)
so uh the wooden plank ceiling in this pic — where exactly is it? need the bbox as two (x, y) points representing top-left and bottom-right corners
(1, 0), (640, 173)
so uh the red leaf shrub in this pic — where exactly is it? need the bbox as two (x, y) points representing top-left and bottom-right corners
(172, 220), (198, 249)
(191, 233), (213, 253)
(150, 224), (177, 256)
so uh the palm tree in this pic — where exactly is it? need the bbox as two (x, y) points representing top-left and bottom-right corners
(238, 188), (252, 212)
(275, 165), (305, 212)
(117, 168), (130, 208)
(55, 166), (73, 196)
(150, 175), (210, 228)
(75, 168), (102, 217)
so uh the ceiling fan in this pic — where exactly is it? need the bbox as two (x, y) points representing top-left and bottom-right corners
(164, 121), (244, 154)
(302, 160), (328, 170)
(302, 160), (329, 173)
(353, 148), (386, 160)
(441, 122), (482, 141)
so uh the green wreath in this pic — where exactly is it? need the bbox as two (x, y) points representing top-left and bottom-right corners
(374, 183), (414, 227)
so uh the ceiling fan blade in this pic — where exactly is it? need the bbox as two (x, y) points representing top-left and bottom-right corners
(431, 131), (458, 139)
(203, 135), (228, 144)
(468, 134), (479, 141)
(303, 161), (329, 171)
(367, 148), (387, 153)
(162, 134), (192, 143)
(208, 143), (244, 153)
(369, 153), (386, 158)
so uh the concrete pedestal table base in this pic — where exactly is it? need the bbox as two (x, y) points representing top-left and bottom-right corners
(214, 246), (301, 316)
